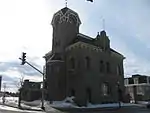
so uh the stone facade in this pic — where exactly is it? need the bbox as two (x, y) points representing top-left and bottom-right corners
(44, 7), (125, 106)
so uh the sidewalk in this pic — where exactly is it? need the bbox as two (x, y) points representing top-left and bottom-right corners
(0, 97), (45, 112)
(0, 102), (45, 112)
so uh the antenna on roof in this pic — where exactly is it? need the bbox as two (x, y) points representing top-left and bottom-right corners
(102, 18), (105, 31)
(65, 0), (68, 7)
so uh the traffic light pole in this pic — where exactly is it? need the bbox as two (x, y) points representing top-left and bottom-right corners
(19, 58), (44, 75)
(19, 58), (45, 110)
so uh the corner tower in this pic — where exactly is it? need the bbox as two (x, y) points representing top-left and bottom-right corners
(51, 7), (81, 53)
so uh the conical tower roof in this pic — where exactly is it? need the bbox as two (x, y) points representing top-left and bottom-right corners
(51, 7), (81, 27)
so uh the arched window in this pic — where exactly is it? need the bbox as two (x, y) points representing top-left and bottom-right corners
(70, 57), (75, 69)
(101, 83), (109, 96)
(70, 89), (75, 97)
(85, 57), (90, 69)
(106, 62), (110, 73)
(100, 60), (104, 72)
(117, 65), (121, 75)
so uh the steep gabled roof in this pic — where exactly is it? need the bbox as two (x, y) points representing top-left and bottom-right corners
(69, 33), (125, 59)
(66, 41), (102, 52)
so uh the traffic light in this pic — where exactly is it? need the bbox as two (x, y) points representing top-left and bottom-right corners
(21, 52), (26, 65)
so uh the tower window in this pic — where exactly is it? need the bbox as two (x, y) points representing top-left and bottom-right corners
(85, 57), (90, 69)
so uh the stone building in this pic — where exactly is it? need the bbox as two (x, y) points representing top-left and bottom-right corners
(125, 74), (150, 101)
(44, 7), (125, 106)
(21, 79), (42, 101)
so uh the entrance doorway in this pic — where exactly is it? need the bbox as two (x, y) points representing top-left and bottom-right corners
(86, 88), (92, 103)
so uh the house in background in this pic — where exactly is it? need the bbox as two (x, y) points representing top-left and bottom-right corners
(125, 74), (150, 101)
(21, 79), (42, 101)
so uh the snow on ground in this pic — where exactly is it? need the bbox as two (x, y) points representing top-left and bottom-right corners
(21, 100), (41, 107)
(0, 96), (43, 110)
(137, 101), (150, 105)
(0, 96), (56, 112)
(49, 96), (144, 109)
(1, 96), (149, 112)
(0, 104), (44, 113)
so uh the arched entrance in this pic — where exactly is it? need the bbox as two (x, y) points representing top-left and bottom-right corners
(86, 88), (92, 103)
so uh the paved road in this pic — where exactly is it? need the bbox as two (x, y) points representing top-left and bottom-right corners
(46, 107), (150, 113)
(0, 106), (150, 113)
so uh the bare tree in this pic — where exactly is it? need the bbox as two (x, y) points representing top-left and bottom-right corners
(14, 74), (24, 108)
(2, 83), (6, 104)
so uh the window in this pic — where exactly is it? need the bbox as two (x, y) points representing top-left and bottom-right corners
(69, 57), (75, 69)
(100, 60), (104, 72)
(101, 83), (109, 96)
(70, 89), (75, 97)
(134, 78), (139, 84)
(128, 78), (134, 84)
(117, 65), (122, 75)
(124, 79), (129, 85)
(106, 62), (110, 73)
(137, 86), (143, 95)
(85, 57), (90, 69)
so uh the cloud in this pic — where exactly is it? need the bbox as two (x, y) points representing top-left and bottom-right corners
(0, 59), (43, 92)
(0, 0), (150, 92)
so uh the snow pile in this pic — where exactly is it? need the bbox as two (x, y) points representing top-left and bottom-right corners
(0, 96), (43, 110)
(48, 96), (142, 110)
(51, 96), (77, 108)
(21, 100), (41, 107)
(0, 97), (18, 107)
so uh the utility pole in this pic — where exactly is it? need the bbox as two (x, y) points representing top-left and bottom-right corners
(19, 52), (45, 110)
(3, 83), (6, 104)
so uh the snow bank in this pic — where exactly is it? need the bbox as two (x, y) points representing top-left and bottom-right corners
(49, 96), (141, 110)
(21, 100), (41, 107)
(137, 101), (150, 105)
(50, 96), (77, 108)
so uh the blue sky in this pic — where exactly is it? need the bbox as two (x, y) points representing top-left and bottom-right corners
(0, 0), (150, 92)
